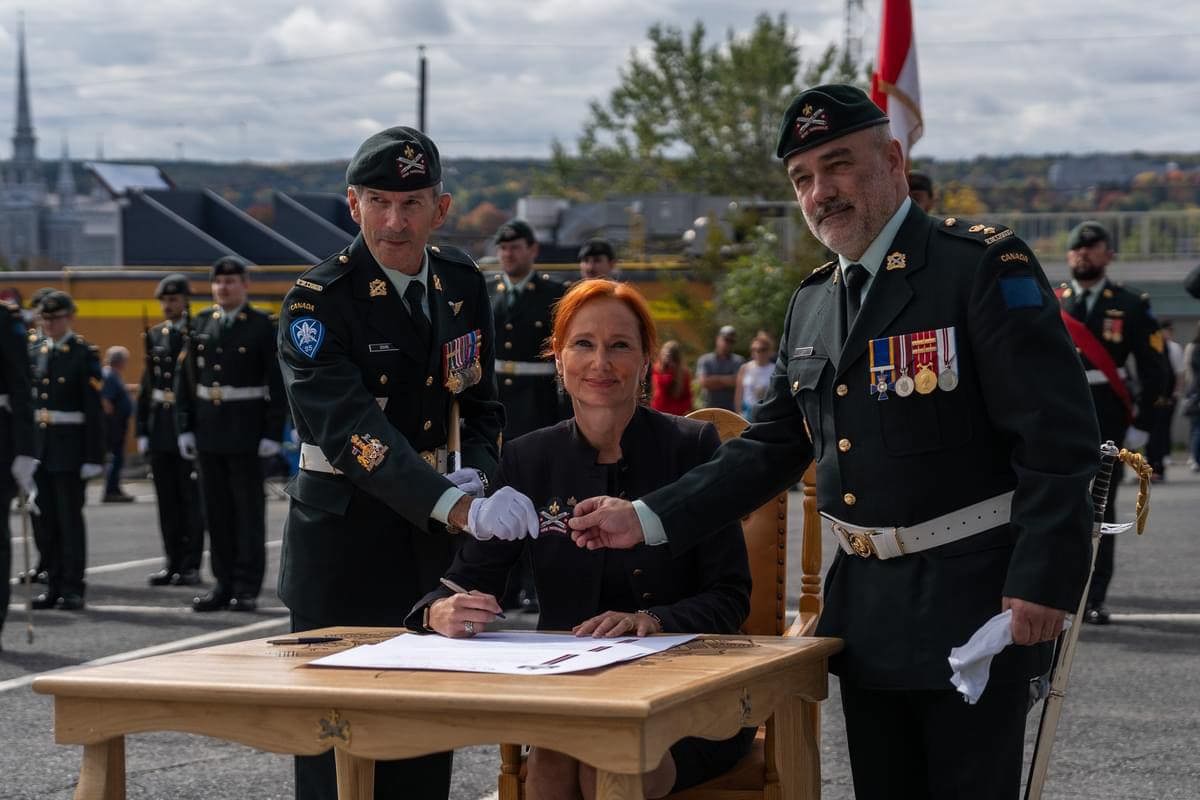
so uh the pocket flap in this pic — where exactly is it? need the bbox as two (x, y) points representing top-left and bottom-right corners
(788, 356), (827, 394)
(286, 470), (355, 517)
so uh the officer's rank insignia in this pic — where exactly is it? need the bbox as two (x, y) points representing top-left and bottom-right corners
(369, 279), (388, 297)
(539, 499), (570, 536)
(396, 144), (427, 178)
(296, 279), (323, 292)
(350, 434), (389, 473)
(794, 105), (829, 140)
(870, 326), (959, 399)
(885, 252), (907, 271)
(290, 317), (325, 360)
(433, 274), (443, 292)
(1102, 317), (1124, 343)
(448, 300), (463, 316)
(442, 329), (483, 394)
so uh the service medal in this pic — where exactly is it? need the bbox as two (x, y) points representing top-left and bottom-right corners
(935, 326), (959, 392)
(938, 369), (959, 392)
(895, 370), (915, 397)
(914, 365), (938, 395)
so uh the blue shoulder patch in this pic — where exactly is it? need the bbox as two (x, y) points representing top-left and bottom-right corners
(999, 277), (1043, 310)
(290, 317), (325, 359)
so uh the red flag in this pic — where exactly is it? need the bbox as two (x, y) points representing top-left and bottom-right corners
(870, 0), (923, 159)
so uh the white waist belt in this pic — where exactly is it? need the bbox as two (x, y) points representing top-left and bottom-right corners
(1084, 368), (1127, 386)
(0, 394), (8, 411)
(35, 408), (85, 425)
(196, 385), (268, 402)
(151, 388), (176, 404)
(299, 442), (448, 475)
(822, 491), (1015, 560)
(495, 360), (557, 376)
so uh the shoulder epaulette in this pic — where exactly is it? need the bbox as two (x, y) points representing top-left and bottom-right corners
(938, 218), (1015, 247)
(429, 244), (480, 272)
(800, 261), (837, 288)
(294, 249), (355, 293)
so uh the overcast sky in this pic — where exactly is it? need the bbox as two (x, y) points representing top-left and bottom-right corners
(0, 0), (1196, 165)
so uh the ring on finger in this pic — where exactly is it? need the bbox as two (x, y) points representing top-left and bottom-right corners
(464, 620), (475, 635)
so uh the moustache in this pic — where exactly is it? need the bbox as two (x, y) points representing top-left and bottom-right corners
(814, 200), (853, 225)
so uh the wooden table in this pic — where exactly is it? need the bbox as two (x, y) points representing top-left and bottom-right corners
(33, 628), (841, 800)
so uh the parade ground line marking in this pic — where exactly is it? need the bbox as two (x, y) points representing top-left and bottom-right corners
(7, 539), (283, 585)
(1107, 612), (1200, 623)
(0, 616), (289, 696)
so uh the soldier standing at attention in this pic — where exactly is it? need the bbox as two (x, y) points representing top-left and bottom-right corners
(137, 274), (205, 587)
(29, 291), (104, 611)
(278, 126), (528, 800)
(0, 299), (36, 644)
(176, 257), (285, 612)
(1058, 220), (1169, 624)
(568, 85), (1100, 800)
(578, 237), (620, 281)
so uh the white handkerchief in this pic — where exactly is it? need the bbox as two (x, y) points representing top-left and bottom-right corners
(948, 609), (1072, 705)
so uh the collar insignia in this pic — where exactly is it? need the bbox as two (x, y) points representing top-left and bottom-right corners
(886, 252), (907, 271)
(369, 278), (388, 298)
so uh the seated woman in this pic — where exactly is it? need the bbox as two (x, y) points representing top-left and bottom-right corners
(407, 279), (754, 800)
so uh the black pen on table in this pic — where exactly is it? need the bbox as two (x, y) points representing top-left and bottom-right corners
(267, 636), (344, 645)
(440, 577), (507, 620)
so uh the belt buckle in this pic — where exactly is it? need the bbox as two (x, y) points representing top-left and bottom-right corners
(500, 362), (516, 375)
(163, 390), (175, 403)
(835, 524), (877, 559)
(210, 385), (223, 404)
(37, 408), (50, 425)
(421, 450), (436, 469)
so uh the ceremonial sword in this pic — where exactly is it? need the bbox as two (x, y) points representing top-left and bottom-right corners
(18, 490), (35, 644)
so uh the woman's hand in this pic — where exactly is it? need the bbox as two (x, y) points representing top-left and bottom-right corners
(573, 610), (662, 638)
(428, 591), (503, 638)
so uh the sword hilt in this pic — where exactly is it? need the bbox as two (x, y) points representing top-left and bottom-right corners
(1090, 441), (1120, 525)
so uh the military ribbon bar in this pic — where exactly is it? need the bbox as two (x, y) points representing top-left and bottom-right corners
(443, 329), (483, 394)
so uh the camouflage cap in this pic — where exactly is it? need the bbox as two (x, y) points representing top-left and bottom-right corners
(346, 126), (441, 192)
(776, 84), (889, 161)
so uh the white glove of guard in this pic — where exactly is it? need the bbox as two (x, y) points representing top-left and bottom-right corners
(1124, 426), (1150, 451)
(178, 432), (198, 461)
(446, 467), (486, 498)
(257, 438), (282, 458)
(137, 436), (150, 455)
(80, 463), (104, 480)
(467, 486), (540, 542)
(11, 454), (38, 496)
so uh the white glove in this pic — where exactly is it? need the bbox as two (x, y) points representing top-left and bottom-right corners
(466, 486), (540, 542)
(1124, 426), (1150, 451)
(288, 427), (300, 446)
(446, 467), (486, 498)
(257, 438), (282, 458)
(11, 454), (38, 496)
(178, 432), (198, 461)
(80, 463), (104, 480)
(137, 436), (150, 455)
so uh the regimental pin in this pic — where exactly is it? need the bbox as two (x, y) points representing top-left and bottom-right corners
(369, 279), (388, 298)
(449, 300), (463, 316)
(885, 251), (907, 271)
(433, 274), (443, 292)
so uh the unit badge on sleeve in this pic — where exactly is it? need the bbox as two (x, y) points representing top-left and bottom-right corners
(538, 499), (570, 536)
(350, 434), (389, 473)
(443, 329), (483, 394)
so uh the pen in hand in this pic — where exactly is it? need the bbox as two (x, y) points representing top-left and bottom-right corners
(440, 577), (507, 620)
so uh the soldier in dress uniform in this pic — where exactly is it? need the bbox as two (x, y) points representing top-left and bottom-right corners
(175, 257), (285, 612)
(0, 300), (37, 644)
(137, 274), (205, 587)
(16, 289), (53, 585)
(1058, 221), (1169, 624)
(277, 126), (528, 800)
(29, 292), (105, 611)
(578, 237), (620, 281)
(569, 85), (1100, 800)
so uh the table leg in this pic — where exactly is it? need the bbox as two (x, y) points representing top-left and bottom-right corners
(74, 737), (125, 800)
(595, 769), (643, 800)
(334, 749), (375, 800)
(773, 695), (821, 800)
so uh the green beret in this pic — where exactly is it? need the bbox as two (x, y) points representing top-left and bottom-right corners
(210, 255), (250, 280)
(155, 273), (191, 298)
(494, 219), (536, 245)
(39, 290), (75, 316)
(776, 84), (889, 161)
(907, 171), (933, 194)
(346, 126), (441, 192)
(29, 286), (56, 310)
(578, 238), (615, 260)
(1066, 221), (1111, 250)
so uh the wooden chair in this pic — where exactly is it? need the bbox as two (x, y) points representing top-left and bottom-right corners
(497, 407), (823, 800)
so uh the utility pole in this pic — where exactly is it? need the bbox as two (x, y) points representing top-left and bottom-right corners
(417, 45), (427, 133)
(844, 0), (864, 67)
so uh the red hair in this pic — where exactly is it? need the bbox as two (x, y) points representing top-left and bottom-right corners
(546, 279), (658, 359)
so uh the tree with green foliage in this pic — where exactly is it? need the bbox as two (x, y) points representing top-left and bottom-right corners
(538, 13), (864, 201)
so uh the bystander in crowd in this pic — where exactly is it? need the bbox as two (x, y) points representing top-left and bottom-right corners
(650, 340), (693, 416)
(695, 325), (743, 411)
(100, 346), (134, 503)
(734, 333), (776, 421)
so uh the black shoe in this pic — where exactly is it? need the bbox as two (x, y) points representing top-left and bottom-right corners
(192, 591), (232, 612)
(31, 593), (59, 610)
(172, 569), (202, 586)
(103, 493), (136, 503)
(1084, 605), (1111, 625)
(58, 594), (85, 611)
(18, 569), (48, 585)
(148, 569), (177, 586)
(228, 596), (257, 613)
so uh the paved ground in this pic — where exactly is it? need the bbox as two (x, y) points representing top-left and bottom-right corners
(1, 463), (1197, 800)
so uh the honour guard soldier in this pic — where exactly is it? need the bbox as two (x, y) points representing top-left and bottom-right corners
(278, 126), (524, 800)
(137, 274), (205, 587)
(1, 300), (36, 643)
(569, 85), (1101, 800)
(578, 237), (620, 281)
(29, 292), (105, 611)
(176, 257), (285, 612)
(1059, 221), (1169, 624)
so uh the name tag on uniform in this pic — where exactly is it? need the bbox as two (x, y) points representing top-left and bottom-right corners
(793, 346), (815, 358)
(368, 342), (399, 353)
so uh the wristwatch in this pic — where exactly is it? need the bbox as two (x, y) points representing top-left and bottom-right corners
(473, 468), (490, 495)
(637, 609), (663, 631)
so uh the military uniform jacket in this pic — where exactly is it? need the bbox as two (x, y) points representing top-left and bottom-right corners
(0, 303), (35, 467)
(489, 271), (566, 439)
(277, 236), (504, 623)
(407, 407), (751, 635)
(175, 305), (285, 454)
(1059, 279), (1169, 431)
(30, 331), (105, 472)
(136, 319), (188, 453)
(642, 205), (1100, 689)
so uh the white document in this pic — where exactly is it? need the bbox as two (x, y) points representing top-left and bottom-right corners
(309, 630), (697, 675)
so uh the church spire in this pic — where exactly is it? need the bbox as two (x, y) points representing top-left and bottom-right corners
(56, 136), (75, 208)
(10, 13), (39, 185)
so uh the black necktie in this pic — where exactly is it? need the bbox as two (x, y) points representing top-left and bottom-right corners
(404, 281), (431, 347)
(844, 263), (869, 333)
(1071, 289), (1091, 321)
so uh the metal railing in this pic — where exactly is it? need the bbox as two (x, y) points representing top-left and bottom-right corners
(991, 210), (1200, 260)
